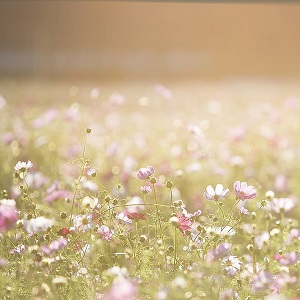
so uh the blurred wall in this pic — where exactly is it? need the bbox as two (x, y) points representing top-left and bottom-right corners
(1, 1), (300, 79)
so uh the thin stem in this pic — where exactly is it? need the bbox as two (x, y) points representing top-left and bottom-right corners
(174, 227), (178, 269)
(69, 134), (88, 226)
(169, 188), (175, 213)
(152, 184), (163, 238)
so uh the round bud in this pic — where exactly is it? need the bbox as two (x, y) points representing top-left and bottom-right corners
(119, 233), (126, 241)
(167, 246), (174, 252)
(60, 212), (67, 219)
(173, 200), (183, 207)
(117, 184), (122, 190)
(150, 177), (157, 184)
(86, 128), (92, 134)
(265, 190), (275, 200)
(185, 230), (191, 236)
(30, 203), (36, 210)
(166, 180), (174, 189)
(260, 199), (268, 207)
(139, 235), (147, 243)
(169, 216), (180, 227)
(105, 196), (111, 203)
(247, 244), (254, 252)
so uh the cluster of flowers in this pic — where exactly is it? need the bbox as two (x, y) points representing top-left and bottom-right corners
(0, 162), (299, 300)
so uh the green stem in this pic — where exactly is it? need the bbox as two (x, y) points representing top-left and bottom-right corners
(174, 227), (177, 269)
(69, 134), (88, 226)
(169, 188), (175, 213)
(153, 184), (163, 238)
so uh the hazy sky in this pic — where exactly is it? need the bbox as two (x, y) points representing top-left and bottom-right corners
(1, 1), (300, 78)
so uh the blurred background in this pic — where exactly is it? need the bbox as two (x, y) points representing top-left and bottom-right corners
(1, 1), (300, 80)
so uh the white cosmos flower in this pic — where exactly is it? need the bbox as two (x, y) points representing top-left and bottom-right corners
(268, 197), (295, 213)
(126, 196), (144, 213)
(82, 196), (99, 209)
(0, 199), (16, 207)
(222, 255), (242, 276)
(206, 226), (236, 236)
(15, 161), (33, 171)
(204, 184), (229, 201)
(24, 217), (54, 234)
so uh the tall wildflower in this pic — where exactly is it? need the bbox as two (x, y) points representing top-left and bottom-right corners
(233, 181), (257, 200)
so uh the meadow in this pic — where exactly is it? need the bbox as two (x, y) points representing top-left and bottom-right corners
(0, 78), (300, 300)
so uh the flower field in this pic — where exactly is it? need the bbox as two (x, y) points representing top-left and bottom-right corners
(1, 78), (300, 300)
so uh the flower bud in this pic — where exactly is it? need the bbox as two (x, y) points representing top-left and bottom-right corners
(247, 244), (254, 252)
(173, 200), (183, 207)
(139, 235), (147, 243)
(166, 180), (174, 188)
(265, 190), (275, 200)
(169, 216), (180, 227)
(167, 246), (174, 252)
(86, 128), (92, 134)
(260, 199), (268, 207)
(150, 177), (157, 184)
(105, 196), (111, 203)
(60, 212), (67, 219)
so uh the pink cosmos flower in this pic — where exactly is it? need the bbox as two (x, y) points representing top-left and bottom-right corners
(140, 185), (152, 194)
(98, 225), (112, 241)
(213, 243), (232, 259)
(104, 278), (137, 300)
(239, 207), (250, 215)
(207, 243), (232, 262)
(286, 228), (300, 245)
(274, 251), (299, 266)
(178, 214), (192, 234)
(136, 166), (155, 180)
(0, 205), (18, 231)
(44, 189), (69, 203)
(219, 289), (239, 300)
(126, 212), (147, 221)
(274, 272), (297, 290)
(41, 237), (68, 255)
(233, 181), (257, 200)
(251, 271), (274, 293)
